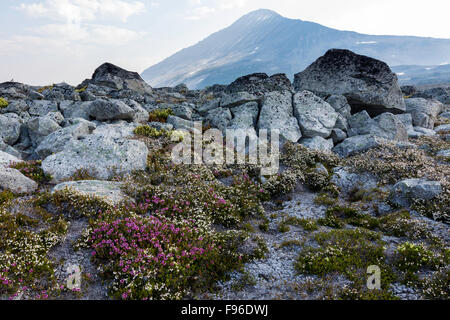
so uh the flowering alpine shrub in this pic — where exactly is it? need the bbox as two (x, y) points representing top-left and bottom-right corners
(88, 215), (241, 300)
(0, 206), (67, 298)
(10, 161), (52, 184)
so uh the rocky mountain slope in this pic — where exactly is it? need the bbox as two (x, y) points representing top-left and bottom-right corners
(0, 49), (449, 300)
(141, 9), (450, 89)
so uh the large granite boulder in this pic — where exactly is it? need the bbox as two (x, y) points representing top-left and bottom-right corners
(257, 91), (302, 143)
(293, 90), (338, 138)
(87, 99), (135, 122)
(294, 49), (406, 116)
(0, 166), (38, 194)
(42, 133), (148, 183)
(90, 63), (153, 94)
(228, 102), (259, 129)
(35, 119), (96, 159)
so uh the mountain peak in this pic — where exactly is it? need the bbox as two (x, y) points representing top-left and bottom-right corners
(236, 9), (282, 23)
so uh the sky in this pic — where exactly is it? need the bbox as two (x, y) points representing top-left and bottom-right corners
(0, 0), (449, 86)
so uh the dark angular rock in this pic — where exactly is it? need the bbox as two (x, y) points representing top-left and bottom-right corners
(294, 49), (406, 117)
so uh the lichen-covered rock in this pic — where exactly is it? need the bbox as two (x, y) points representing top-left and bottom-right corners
(0, 150), (22, 167)
(333, 134), (385, 158)
(42, 134), (148, 183)
(52, 180), (129, 206)
(331, 129), (347, 144)
(348, 111), (407, 141)
(0, 166), (38, 194)
(205, 108), (232, 132)
(389, 179), (442, 208)
(294, 49), (406, 116)
(167, 115), (197, 132)
(226, 73), (292, 95)
(300, 136), (334, 152)
(293, 90), (338, 138)
(26, 114), (62, 147)
(405, 98), (443, 129)
(325, 94), (352, 119)
(257, 91), (302, 143)
(228, 102), (259, 129)
(35, 119), (96, 159)
(28, 100), (58, 117)
(331, 167), (378, 194)
(87, 99), (135, 122)
(0, 113), (21, 145)
(220, 92), (259, 108)
(434, 124), (450, 134)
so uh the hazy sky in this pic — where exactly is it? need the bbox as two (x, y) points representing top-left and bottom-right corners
(1, 0), (449, 85)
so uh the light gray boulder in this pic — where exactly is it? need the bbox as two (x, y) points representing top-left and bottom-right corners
(331, 167), (378, 194)
(0, 113), (21, 145)
(35, 119), (96, 159)
(293, 90), (338, 138)
(167, 115), (198, 132)
(347, 111), (374, 136)
(0, 139), (21, 158)
(0, 166), (38, 194)
(196, 99), (220, 116)
(301, 136), (334, 152)
(371, 113), (408, 141)
(348, 111), (407, 141)
(28, 100), (58, 117)
(92, 122), (139, 140)
(122, 99), (149, 123)
(333, 134), (385, 158)
(206, 108), (232, 132)
(42, 134), (148, 183)
(258, 91), (302, 143)
(228, 102), (259, 129)
(413, 127), (436, 137)
(325, 95), (352, 119)
(434, 124), (450, 134)
(294, 49), (406, 116)
(59, 101), (91, 120)
(52, 180), (129, 206)
(170, 104), (193, 120)
(0, 100), (29, 114)
(331, 129), (347, 144)
(389, 179), (442, 208)
(440, 111), (450, 119)
(220, 92), (258, 108)
(0, 150), (22, 167)
(405, 98), (443, 129)
(87, 99), (135, 122)
(26, 114), (62, 147)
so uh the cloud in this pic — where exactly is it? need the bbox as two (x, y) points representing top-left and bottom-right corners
(184, 0), (247, 20)
(18, 0), (146, 23)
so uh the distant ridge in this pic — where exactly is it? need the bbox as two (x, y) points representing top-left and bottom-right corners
(142, 9), (450, 89)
